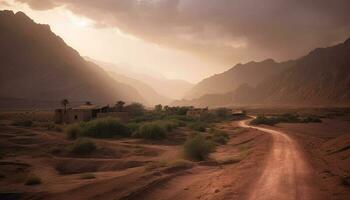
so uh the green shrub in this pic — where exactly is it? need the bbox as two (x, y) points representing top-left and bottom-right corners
(132, 122), (167, 140)
(25, 176), (41, 185)
(164, 115), (192, 122)
(251, 113), (322, 125)
(12, 119), (33, 127)
(82, 118), (129, 138)
(160, 120), (180, 132)
(70, 138), (96, 155)
(125, 103), (145, 117)
(211, 130), (229, 145)
(188, 122), (207, 132)
(65, 123), (83, 140)
(184, 134), (216, 161)
(250, 115), (277, 126)
(126, 122), (140, 134)
(300, 115), (322, 123)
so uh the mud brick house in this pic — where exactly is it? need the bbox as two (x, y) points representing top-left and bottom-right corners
(55, 104), (129, 124)
(186, 107), (209, 119)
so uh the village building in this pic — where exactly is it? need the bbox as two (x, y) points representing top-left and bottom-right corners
(54, 103), (129, 124)
(231, 109), (246, 116)
(186, 107), (209, 119)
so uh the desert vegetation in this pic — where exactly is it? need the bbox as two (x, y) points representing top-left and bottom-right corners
(70, 138), (97, 155)
(250, 113), (322, 126)
(184, 134), (216, 161)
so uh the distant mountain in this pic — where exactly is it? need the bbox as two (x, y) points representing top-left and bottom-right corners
(88, 58), (194, 100)
(175, 37), (350, 107)
(250, 37), (350, 106)
(185, 59), (293, 100)
(0, 10), (145, 107)
(108, 72), (171, 106)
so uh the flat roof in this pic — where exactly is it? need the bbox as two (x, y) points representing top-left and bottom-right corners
(72, 105), (108, 110)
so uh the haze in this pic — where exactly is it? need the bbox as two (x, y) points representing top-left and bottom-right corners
(2, 0), (350, 83)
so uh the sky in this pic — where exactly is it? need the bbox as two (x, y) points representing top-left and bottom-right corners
(1, 0), (350, 83)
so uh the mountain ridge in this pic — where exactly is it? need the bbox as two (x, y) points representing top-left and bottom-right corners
(175, 37), (350, 107)
(0, 10), (145, 106)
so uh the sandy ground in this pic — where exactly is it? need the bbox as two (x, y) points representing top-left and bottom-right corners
(0, 117), (349, 200)
(240, 120), (325, 200)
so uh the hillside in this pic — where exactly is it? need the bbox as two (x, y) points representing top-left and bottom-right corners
(108, 72), (171, 105)
(175, 37), (350, 107)
(87, 58), (194, 100)
(185, 59), (293, 100)
(0, 10), (144, 107)
(252, 37), (350, 106)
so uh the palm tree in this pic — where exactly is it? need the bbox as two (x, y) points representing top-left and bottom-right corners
(61, 99), (69, 113)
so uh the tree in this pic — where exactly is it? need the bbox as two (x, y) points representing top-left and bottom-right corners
(164, 105), (169, 112)
(116, 101), (125, 112)
(61, 99), (69, 113)
(155, 104), (162, 112)
(125, 103), (145, 117)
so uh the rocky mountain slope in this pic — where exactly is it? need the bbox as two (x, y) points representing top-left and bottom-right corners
(185, 59), (293, 100)
(175, 37), (350, 107)
(0, 10), (144, 106)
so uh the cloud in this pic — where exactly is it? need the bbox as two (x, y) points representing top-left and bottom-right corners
(15, 0), (350, 65)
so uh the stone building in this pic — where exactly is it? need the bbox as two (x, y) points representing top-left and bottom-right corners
(186, 107), (209, 119)
(54, 104), (129, 124)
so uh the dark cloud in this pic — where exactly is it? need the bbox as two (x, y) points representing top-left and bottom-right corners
(15, 0), (350, 65)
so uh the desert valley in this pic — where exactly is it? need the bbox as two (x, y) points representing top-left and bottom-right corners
(0, 1), (350, 200)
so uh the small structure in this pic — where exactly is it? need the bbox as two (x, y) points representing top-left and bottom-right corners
(54, 103), (129, 124)
(231, 110), (246, 117)
(186, 107), (209, 119)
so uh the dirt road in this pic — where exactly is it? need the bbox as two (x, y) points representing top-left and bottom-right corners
(239, 120), (322, 200)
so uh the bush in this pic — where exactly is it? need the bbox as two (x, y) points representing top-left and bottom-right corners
(25, 176), (41, 185)
(251, 113), (322, 125)
(210, 129), (229, 145)
(65, 123), (82, 140)
(82, 118), (129, 138)
(300, 115), (322, 123)
(70, 138), (96, 155)
(65, 118), (130, 139)
(188, 122), (207, 132)
(125, 103), (145, 117)
(160, 120), (180, 132)
(132, 122), (167, 140)
(164, 115), (192, 122)
(12, 119), (33, 127)
(184, 134), (216, 161)
(126, 122), (140, 134)
(250, 115), (277, 126)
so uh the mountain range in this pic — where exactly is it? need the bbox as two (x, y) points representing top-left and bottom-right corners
(1, 10), (349, 109)
(175, 38), (350, 107)
(86, 58), (193, 102)
(0, 10), (151, 107)
(184, 59), (294, 100)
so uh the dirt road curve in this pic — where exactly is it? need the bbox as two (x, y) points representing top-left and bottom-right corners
(239, 120), (321, 200)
